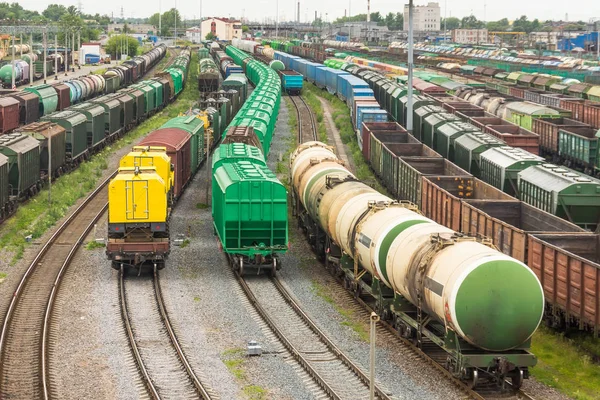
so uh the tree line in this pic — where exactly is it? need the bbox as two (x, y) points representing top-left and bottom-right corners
(442, 15), (587, 33)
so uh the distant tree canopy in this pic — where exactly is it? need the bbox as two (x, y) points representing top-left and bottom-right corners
(461, 15), (485, 29)
(511, 15), (541, 33)
(148, 8), (183, 36)
(105, 34), (139, 58)
(441, 17), (460, 30)
(333, 12), (403, 31)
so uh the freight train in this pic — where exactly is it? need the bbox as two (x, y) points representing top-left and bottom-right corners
(0, 44), (168, 134)
(0, 46), (178, 224)
(264, 47), (600, 338)
(290, 142), (544, 389)
(211, 44), (288, 276)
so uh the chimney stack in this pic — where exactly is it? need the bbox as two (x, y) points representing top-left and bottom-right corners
(367, 0), (371, 22)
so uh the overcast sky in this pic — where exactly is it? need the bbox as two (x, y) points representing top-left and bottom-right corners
(18, 0), (599, 25)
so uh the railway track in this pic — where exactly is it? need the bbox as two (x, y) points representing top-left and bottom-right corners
(289, 95), (318, 143)
(235, 269), (394, 400)
(119, 267), (215, 400)
(0, 172), (115, 400)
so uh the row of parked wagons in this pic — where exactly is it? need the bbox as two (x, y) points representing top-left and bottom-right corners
(0, 44), (168, 135)
(0, 47), (191, 223)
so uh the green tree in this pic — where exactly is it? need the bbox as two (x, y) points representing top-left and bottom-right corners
(512, 15), (540, 33)
(461, 14), (484, 29)
(486, 18), (509, 32)
(105, 34), (139, 58)
(370, 12), (382, 23)
(43, 4), (67, 21)
(242, 25), (249, 33)
(441, 17), (460, 30)
(205, 32), (216, 40)
(148, 9), (182, 36)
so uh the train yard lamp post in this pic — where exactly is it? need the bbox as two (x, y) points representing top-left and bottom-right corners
(406, 0), (414, 133)
(369, 312), (380, 400)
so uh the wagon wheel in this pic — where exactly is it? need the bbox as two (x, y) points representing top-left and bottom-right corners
(464, 368), (479, 389)
(511, 368), (524, 390)
(238, 258), (244, 277)
(268, 258), (277, 277)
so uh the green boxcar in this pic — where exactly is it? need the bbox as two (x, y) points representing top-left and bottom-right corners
(0, 133), (40, 197)
(24, 84), (58, 116)
(504, 102), (561, 131)
(423, 112), (461, 149)
(558, 127), (600, 170)
(453, 131), (505, 175)
(212, 160), (288, 259)
(435, 122), (482, 160)
(88, 95), (123, 137)
(18, 121), (66, 177)
(400, 95), (433, 127)
(119, 88), (146, 122)
(103, 75), (120, 94)
(413, 105), (445, 142)
(143, 80), (164, 108)
(166, 68), (183, 96)
(69, 103), (106, 149)
(108, 92), (135, 129)
(131, 83), (155, 115)
(160, 115), (205, 173)
(518, 164), (600, 229)
(479, 146), (544, 197)
(212, 143), (266, 171)
(42, 111), (88, 161)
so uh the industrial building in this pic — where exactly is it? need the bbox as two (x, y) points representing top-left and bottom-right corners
(200, 17), (242, 41)
(403, 2), (440, 32)
(452, 28), (488, 44)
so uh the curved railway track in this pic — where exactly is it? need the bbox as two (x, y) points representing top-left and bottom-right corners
(0, 172), (115, 400)
(289, 90), (536, 400)
(289, 95), (317, 143)
(235, 269), (393, 400)
(119, 267), (214, 400)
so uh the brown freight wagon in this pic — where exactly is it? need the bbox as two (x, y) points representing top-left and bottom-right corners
(11, 91), (39, 125)
(528, 233), (600, 334)
(421, 176), (511, 232)
(531, 117), (591, 154)
(468, 116), (513, 132)
(461, 200), (584, 263)
(559, 99), (587, 121)
(52, 83), (71, 111)
(485, 124), (540, 155)
(138, 128), (191, 198)
(0, 97), (20, 133)
(361, 122), (407, 161)
(583, 102), (600, 129)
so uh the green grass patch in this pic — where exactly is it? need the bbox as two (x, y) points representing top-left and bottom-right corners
(531, 326), (600, 400)
(85, 241), (105, 250)
(195, 203), (209, 209)
(193, 296), (200, 302)
(242, 385), (267, 399)
(0, 272), (6, 284)
(179, 239), (190, 248)
(0, 52), (200, 264)
(302, 86), (328, 144)
(311, 281), (369, 342)
(92, 67), (107, 75)
(222, 348), (246, 380)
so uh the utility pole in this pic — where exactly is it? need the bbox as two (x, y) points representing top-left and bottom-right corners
(48, 126), (52, 206)
(444, 0), (447, 43)
(43, 28), (47, 83)
(11, 30), (15, 89)
(29, 34), (33, 86)
(65, 29), (69, 75)
(276, 0), (279, 38)
(174, 0), (178, 47)
(72, 31), (75, 71)
(54, 34), (58, 80)
(407, 0), (414, 133)
(159, 0), (162, 36)
(369, 312), (380, 400)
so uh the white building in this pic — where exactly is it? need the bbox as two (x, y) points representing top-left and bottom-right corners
(452, 29), (488, 44)
(403, 2), (440, 32)
(185, 27), (203, 44)
(200, 17), (242, 41)
(79, 43), (102, 65)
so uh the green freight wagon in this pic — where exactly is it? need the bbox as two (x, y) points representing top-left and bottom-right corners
(161, 115), (205, 173)
(479, 146), (544, 197)
(400, 95), (433, 127)
(212, 159), (288, 274)
(107, 92), (135, 129)
(558, 127), (600, 172)
(212, 143), (266, 171)
(17, 121), (66, 178)
(24, 84), (58, 116)
(143, 80), (164, 108)
(69, 103), (106, 150)
(435, 122), (482, 160)
(131, 83), (156, 115)
(423, 112), (461, 150)
(453, 132), (506, 175)
(504, 102), (561, 131)
(0, 133), (40, 198)
(88, 95), (123, 137)
(42, 110), (88, 162)
(518, 164), (600, 229)
(413, 105), (445, 142)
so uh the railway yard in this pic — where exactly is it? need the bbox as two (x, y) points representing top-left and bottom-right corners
(0, 22), (600, 400)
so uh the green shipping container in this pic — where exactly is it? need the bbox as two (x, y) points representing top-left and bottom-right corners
(42, 110), (88, 161)
(160, 115), (205, 172)
(479, 146), (544, 197)
(69, 103), (106, 149)
(453, 131), (505, 175)
(212, 160), (288, 258)
(0, 133), (40, 197)
(558, 127), (600, 169)
(518, 164), (600, 229)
